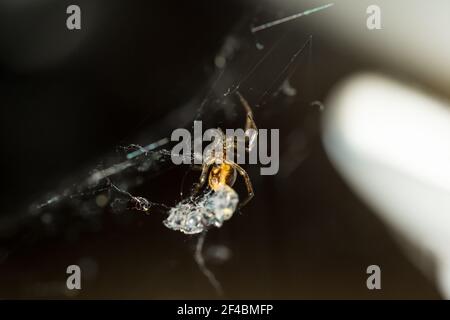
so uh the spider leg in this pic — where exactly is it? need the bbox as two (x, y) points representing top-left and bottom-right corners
(180, 163), (205, 198)
(192, 158), (215, 195)
(226, 161), (254, 207)
(191, 164), (204, 171)
(236, 91), (257, 131)
(236, 91), (258, 152)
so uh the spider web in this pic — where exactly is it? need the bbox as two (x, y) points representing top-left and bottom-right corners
(0, 3), (331, 297)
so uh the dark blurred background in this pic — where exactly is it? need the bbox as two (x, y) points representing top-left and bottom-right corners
(0, 0), (441, 298)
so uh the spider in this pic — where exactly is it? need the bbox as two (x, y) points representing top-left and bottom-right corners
(192, 92), (257, 207)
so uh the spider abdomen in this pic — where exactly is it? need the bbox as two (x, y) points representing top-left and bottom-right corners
(208, 163), (237, 191)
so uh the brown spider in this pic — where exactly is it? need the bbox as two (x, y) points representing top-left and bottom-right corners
(192, 92), (257, 207)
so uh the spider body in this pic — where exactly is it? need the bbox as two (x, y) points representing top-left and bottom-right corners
(193, 92), (257, 207)
(208, 163), (237, 191)
(164, 92), (257, 234)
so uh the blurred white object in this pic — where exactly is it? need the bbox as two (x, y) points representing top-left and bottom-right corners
(323, 73), (450, 298)
(281, 0), (450, 95)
